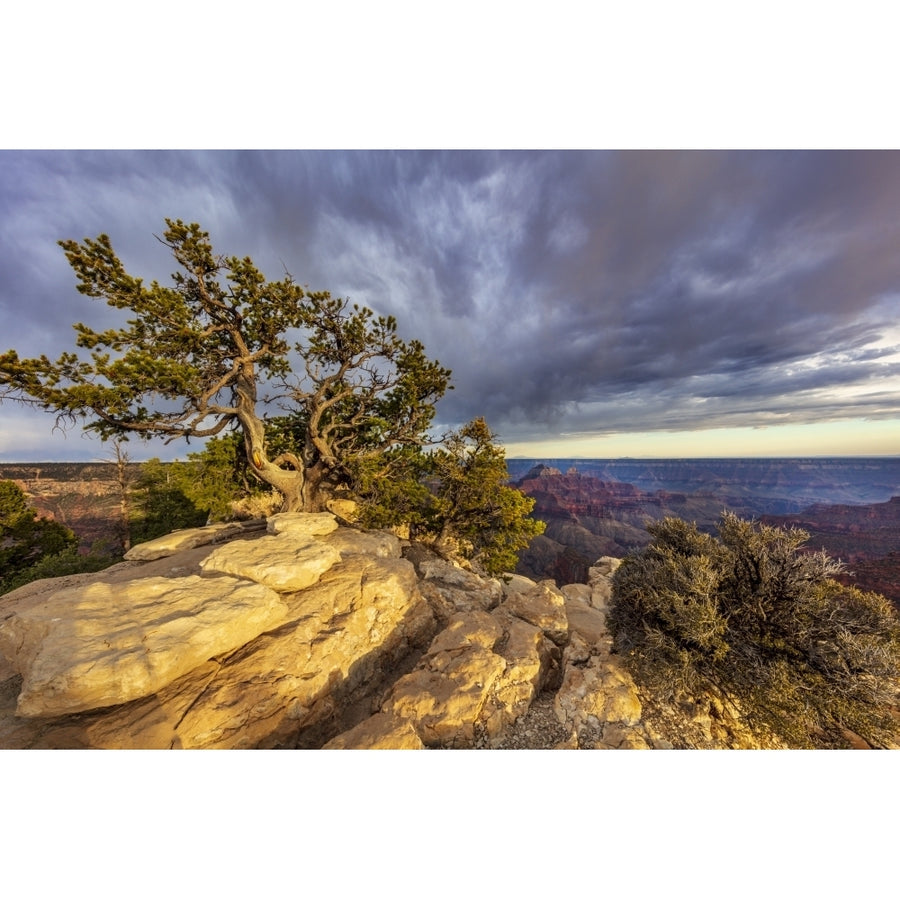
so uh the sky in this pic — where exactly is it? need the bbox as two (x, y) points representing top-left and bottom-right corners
(1, 148), (900, 461)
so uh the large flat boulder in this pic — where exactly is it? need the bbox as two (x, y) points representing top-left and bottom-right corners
(168, 556), (434, 748)
(0, 554), (435, 748)
(322, 528), (402, 559)
(124, 521), (265, 561)
(199, 533), (341, 592)
(266, 512), (339, 537)
(0, 575), (287, 717)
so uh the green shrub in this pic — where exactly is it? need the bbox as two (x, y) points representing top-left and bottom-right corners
(608, 512), (900, 748)
(129, 458), (208, 544)
(1, 480), (80, 593)
(1, 545), (118, 595)
(352, 418), (545, 576)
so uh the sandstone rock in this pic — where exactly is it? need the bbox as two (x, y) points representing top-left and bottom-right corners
(426, 609), (504, 655)
(589, 578), (613, 612)
(325, 499), (359, 523)
(380, 609), (549, 748)
(9, 661), (224, 750)
(322, 528), (401, 559)
(404, 545), (503, 624)
(0, 525), (793, 750)
(1, 554), (436, 748)
(387, 645), (508, 747)
(564, 598), (611, 650)
(503, 573), (540, 594)
(0, 544), (234, 622)
(324, 712), (424, 749)
(633, 691), (782, 749)
(564, 631), (594, 665)
(602, 674), (644, 724)
(168, 556), (434, 748)
(588, 556), (622, 612)
(560, 583), (592, 605)
(554, 651), (643, 741)
(415, 554), (497, 593)
(591, 556), (621, 578)
(599, 723), (650, 750)
(553, 731), (580, 749)
(266, 512), (339, 537)
(123, 521), (264, 561)
(587, 558), (618, 612)
(501, 579), (569, 646)
(200, 533), (341, 592)
(0, 660), (15, 693)
(0, 575), (287, 717)
(481, 615), (552, 742)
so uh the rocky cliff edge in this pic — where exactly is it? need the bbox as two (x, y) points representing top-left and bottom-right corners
(0, 513), (776, 749)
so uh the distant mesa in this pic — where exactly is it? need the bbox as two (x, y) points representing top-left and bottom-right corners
(511, 460), (900, 607)
(523, 464), (563, 479)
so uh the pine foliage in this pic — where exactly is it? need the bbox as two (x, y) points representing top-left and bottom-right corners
(354, 418), (545, 576)
(0, 220), (450, 511)
(0, 480), (111, 595)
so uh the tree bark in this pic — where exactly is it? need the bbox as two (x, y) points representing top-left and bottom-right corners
(300, 460), (332, 513)
(244, 431), (305, 511)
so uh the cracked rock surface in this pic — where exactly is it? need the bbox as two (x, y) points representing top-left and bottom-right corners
(0, 514), (783, 749)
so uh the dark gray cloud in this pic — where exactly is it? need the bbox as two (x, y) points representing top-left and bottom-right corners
(1, 150), (899, 460)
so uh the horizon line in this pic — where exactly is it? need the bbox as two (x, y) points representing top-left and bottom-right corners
(2, 454), (900, 466)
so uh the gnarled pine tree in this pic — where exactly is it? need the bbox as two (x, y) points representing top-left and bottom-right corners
(0, 220), (451, 511)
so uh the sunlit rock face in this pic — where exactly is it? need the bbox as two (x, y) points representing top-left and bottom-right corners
(500, 579), (569, 647)
(158, 555), (434, 749)
(0, 514), (797, 750)
(200, 533), (341, 592)
(123, 520), (265, 560)
(324, 712), (424, 749)
(0, 574), (288, 717)
(266, 512), (340, 538)
(377, 608), (552, 749)
(0, 515), (435, 748)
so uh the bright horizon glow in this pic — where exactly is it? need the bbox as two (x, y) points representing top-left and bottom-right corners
(1, 413), (897, 464)
(502, 417), (900, 459)
(0, 415), (897, 464)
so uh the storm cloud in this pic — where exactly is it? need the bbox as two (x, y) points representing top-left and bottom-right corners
(1, 149), (899, 460)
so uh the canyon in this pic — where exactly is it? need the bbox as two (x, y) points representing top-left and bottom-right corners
(2, 457), (897, 605)
(0, 463), (129, 553)
(510, 459), (900, 606)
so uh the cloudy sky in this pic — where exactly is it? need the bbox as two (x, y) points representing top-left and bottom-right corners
(1, 149), (899, 461)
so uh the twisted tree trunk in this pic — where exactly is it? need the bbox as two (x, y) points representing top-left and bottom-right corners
(235, 374), (306, 511)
